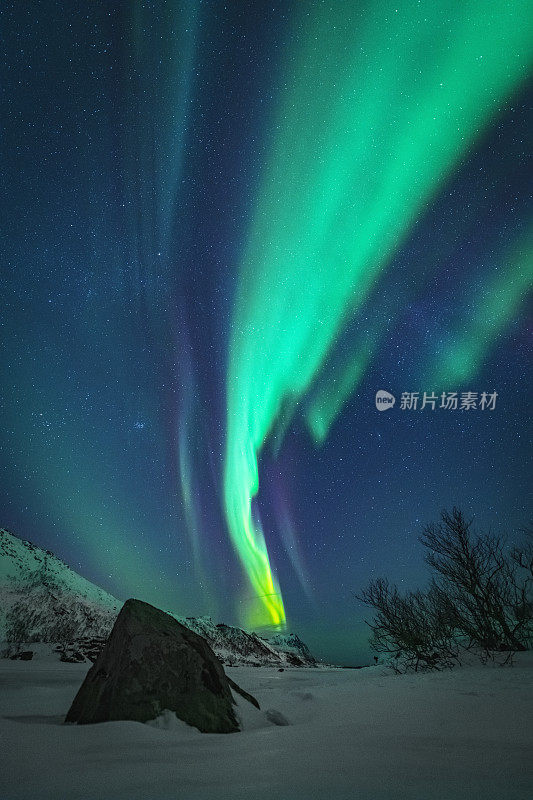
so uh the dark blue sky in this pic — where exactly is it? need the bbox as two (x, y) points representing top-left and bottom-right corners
(1, 1), (531, 665)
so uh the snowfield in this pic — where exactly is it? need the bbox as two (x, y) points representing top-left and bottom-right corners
(1, 652), (532, 800)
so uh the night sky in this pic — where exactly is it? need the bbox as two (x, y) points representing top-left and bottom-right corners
(1, 1), (532, 665)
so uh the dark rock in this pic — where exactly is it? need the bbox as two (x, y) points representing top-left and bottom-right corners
(65, 599), (242, 733)
(73, 636), (107, 663)
(10, 650), (33, 661)
(278, 668), (284, 672)
(286, 653), (304, 667)
(227, 676), (260, 709)
(59, 649), (86, 663)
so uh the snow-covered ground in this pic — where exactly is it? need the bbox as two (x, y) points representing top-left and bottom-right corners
(1, 651), (532, 800)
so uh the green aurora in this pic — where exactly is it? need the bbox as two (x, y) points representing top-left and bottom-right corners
(426, 222), (533, 388)
(224, 0), (533, 628)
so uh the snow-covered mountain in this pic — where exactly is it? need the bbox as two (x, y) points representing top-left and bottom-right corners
(174, 617), (315, 667)
(0, 528), (315, 666)
(0, 528), (121, 648)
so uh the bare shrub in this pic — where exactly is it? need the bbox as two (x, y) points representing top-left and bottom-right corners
(357, 508), (533, 671)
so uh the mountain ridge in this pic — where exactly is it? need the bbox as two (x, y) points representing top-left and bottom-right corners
(0, 528), (316, 667)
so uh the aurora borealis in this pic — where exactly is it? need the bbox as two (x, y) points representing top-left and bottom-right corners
(224, 0), (533, 627)
(1, 1), (532, 663)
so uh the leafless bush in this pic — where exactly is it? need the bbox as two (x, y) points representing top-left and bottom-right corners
(356, 578), (460, 671)
(357, 509), (533, 671)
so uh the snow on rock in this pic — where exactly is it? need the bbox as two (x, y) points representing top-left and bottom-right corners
(146, 709), (195, 732)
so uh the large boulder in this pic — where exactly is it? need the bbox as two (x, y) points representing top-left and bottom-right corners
(65, 599), (249, 733)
